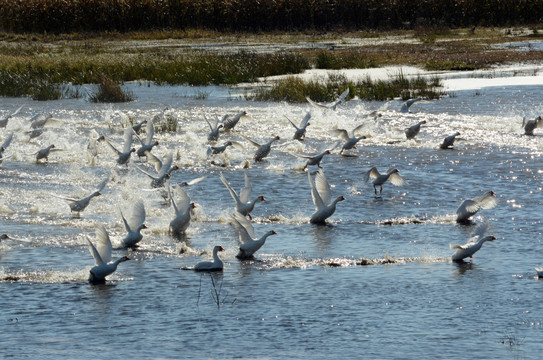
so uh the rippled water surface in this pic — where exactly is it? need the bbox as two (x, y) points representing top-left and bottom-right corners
(1, 67), (543, 359)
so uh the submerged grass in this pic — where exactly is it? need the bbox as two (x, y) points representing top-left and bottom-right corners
(253, 73), (444, 103)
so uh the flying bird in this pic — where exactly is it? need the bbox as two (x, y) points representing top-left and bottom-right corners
(306, 88), (349, 110)
(450, 221), (496, 262)
(308, 168), (345, 224)
(52, 178), (108, 215)
(229, 211), (276, 259)
(285, 112), (311, 140)
(120, 199), (147, 248)
(456, 190), (498, 223)
(219, 171), (265, 220)
(363, 167), (405, 195)
(440, 132), (461, 149)
(405, 120), (426, 140)
(522, 116), (543, 136)
(87, 225), (130, 283)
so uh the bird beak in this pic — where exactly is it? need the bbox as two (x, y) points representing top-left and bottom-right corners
(272, 230), (277, 235)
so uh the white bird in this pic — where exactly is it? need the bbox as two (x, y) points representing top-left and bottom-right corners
(205, 115), (224, 142)
(169, 184), (195, 237)
(450, 221), (496, 262)
(134, 120), (159, 159)
(0, 105), (23, 128)
(364, 167), (405, 195)
(440, 132), (461, 149)
(29, 113), (54, 129)
(222, 111), (247, 131)
(135, 152), (174, 188)
(238, 134), (280, 162)
(400, 97), (422, 113)
(86, 132), (105, 165)
(0, 132), (13, 163)
(105, 127), (135, 166)
(285, 113), (311, 140)
(87, 225), (130, 283)
(35, 144), (55, 162)
(219, 171), (265, 220)
(456, 190), (499, 223)
(194, 245), (225, 271)
(120, 199), (147, 248)
(331, 124), (368, 154)
(522, 116), (543, 136)
(308, 168), (345, 224)
(306, 88), (349, 110)
(229, 211), (276, 259)
(52, 178), (108, 215)
(405, 120), (426, 140)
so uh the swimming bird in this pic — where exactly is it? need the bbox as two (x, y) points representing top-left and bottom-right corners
(168, 184), (195, 237)
(331, 124), (368, 154)
(450, 221), (496, 262)
(535, 267), (543, 278)
(87, 225), (130, 284)
(0, 132), (13, 163)
(105, 127), (135, 166)
(35, 144), (55, 162)
(134, 120), (158, 159)
(134, 152), (174, 188)
(440, 132), (461, 149)
(194, 245), (224, 271)
(229, 211), (276, 259)
(405, 120), (426, 140)
(52, 178), (108, 215)
(238, 133), (280, 162)
(306, 88), (349, 110)
(205, 115), (224, 142)
(0, 105), (23, 128)
(364, 167), (405, 195)
(120, 199), (147, 248)
(0, 234), (9, 241)
(456, 190), (498, 223)
(222, 111), (247, 131)
(219, 171), (265, 220)
(400, 97), (422, 113)
(285, 112), (311, 140)
(522, 116), (543, 136)
(308, 168), (345, 224)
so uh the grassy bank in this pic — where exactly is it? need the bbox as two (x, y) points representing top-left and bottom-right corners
(0, 27), (542, 101)
(1, 0), (542, 33)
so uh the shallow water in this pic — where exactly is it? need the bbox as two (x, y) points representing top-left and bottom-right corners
(1, 66), (543, 359)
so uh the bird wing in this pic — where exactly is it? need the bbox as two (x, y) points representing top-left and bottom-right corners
(134, 165), (159, 181)
(331, 129), (350, 141)
(388, 173), (405, 186)
(308, 170), (325, 210)
(330, 88), (349, 109)
(121, 127), (133, 153)
(239, 172), (252, 204)
(175, 185), (192, 214)
(168, 185), (179, 215)
(10, 105), (23, 118)
(306, 96), (328, 109)
(364, 167), (380, 182)
(231, 212), (256, 243)
(204, 116), (213, 131)
(183, 175), (207, 187)
(352, 123), (369, 136)
(105, 138), (121, 156)
(145, 120), (155, 145)
(87, 237), (105, 266)
(128, 199), (146, 229)
(220, 172), (240, 204)
(237, 132), (261, 148)
(475, 192), (499, 210)
(95, 177), (108, 193)
(314, 169), (331, 205)
(469, 221), (489, 243)
(1, 132), (13, 149)
(284, 116), (299, 130)
(158, 153), (173, 178)
(94, 224), (112, 264)
(146, 151), (163, 172)
(50, 193), (78, 203)
(300, 113), (311, 128)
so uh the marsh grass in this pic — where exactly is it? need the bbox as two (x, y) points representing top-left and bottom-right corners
(254, 73), (444, 103)
(89, 76), (134, 103)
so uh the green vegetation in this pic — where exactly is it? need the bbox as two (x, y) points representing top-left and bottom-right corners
(253, 73), (444, 103)
(89, 76), (134, 103)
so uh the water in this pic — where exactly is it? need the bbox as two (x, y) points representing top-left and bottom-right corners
(2, 66), (543, 359)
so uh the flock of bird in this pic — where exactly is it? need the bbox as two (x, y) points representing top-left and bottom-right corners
(1, 89), (541, 284)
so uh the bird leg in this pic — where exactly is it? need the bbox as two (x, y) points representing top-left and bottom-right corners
(373, 185), (378, 195)
(379, 186), (383, 194)
(248, 213), (253, 220)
